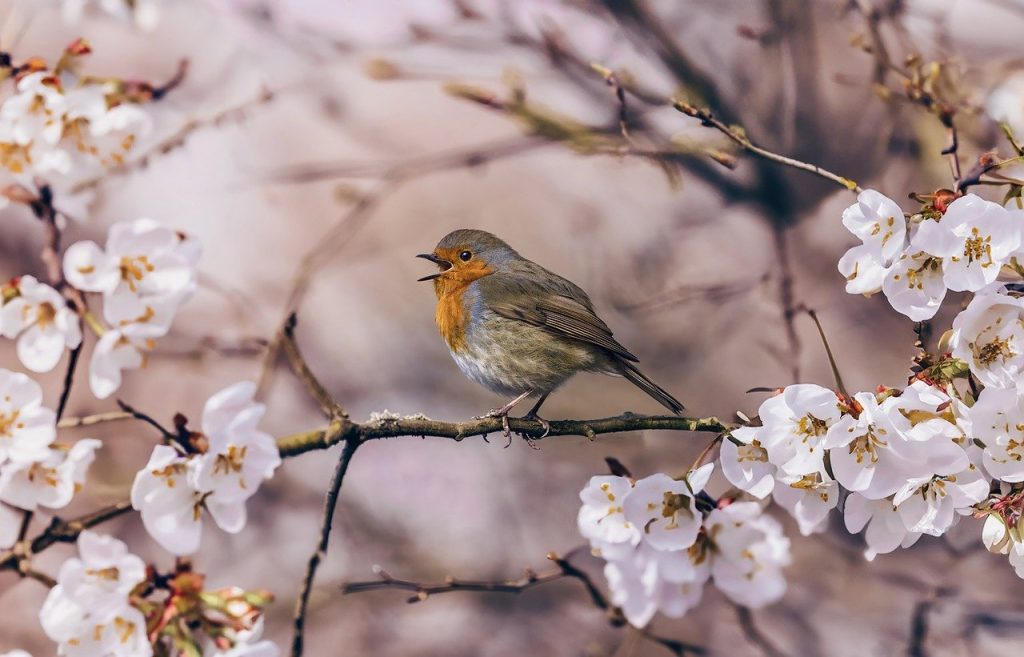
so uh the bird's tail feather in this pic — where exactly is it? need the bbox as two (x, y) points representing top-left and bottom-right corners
(619, 361), (685, 415)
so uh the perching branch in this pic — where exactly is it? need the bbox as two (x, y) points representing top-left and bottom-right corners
(276, 413), (731, 458)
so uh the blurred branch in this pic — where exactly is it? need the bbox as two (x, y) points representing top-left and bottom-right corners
(280, 313), (347, 418)
(343, 551), (706, 656)
(672, 100), (862, 193)
(277, 413), (731, 458)
(71, 87), (276, 194)
(57, 411), (134, 428)
(735, 605), (791, 657)
(908, 587), (956, 657)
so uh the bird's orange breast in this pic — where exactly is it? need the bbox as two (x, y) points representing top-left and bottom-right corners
(431, 256), (494, 353)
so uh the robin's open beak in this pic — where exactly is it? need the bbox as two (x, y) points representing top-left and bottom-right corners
(416, 253), (452, 281)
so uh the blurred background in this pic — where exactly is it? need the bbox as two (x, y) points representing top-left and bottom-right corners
(1, 0), (1024, 655)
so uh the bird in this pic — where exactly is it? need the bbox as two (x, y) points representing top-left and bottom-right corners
(416, 229), (684, 439)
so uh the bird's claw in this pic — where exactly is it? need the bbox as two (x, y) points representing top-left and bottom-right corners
(478, 408), (513, 441)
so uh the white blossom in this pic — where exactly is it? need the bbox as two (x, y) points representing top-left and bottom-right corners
(838, 244), (889, 295)
(578, 475), (640, 559)
(969, 386), (1024, 483)
(132, 382), (280, 555)
(772, 472), (838, 536)
(39, 531), (151, 657)
(844, 493), (921, 561)
(720, 426), (776, 499)
(912, 194), (1021, 292)
(64, 218), (199, 303)
(0, 369), (57, 465)
(130, 444), (203, 556)
(0, 439), (100, 512)
(841, 189), (907, 264)
(948, 287), (1024, 389)
(881, 251), (946, 321)
(623, 465), (712, 551)
(823, 385), (968, 500)
(705, 502), (790, 607)
(603, 542), (710, 628)
(750, 384), (841, 478)
(88, 328), (148, 400)
(987, 72), (1024, 136)
(1, 276), (82, 373)
(891, 467), (988, 537)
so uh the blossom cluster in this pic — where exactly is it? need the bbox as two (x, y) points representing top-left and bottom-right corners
(63, 217), (201, 398)
(131, 382), (281, 555)
(838, 189), (1024, 321)
(0, 42), (151, 197)
(723, 380), (991, 558)
(0, 369), (99, 548)
(578, 464), (790, 627)
(38, 530), (280, 657)
(40, 531), (152, 656)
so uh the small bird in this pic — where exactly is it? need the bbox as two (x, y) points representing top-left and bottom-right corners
(417, 229), (684, 438)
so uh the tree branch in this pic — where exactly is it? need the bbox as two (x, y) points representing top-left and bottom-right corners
(342, 551), (706, 656)
(277, 413), (731, 458)
(290, 436), (360, 657)
(672, 101), (862, 193)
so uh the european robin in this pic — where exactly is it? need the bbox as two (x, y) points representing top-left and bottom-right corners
(417, 229), (684, 438)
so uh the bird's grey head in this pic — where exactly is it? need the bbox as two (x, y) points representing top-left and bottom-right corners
(416, 229), (522, 281)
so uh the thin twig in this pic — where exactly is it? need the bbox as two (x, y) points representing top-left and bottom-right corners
(115, 399), (176, 441)
(55, 342), (83, 422)
(342, 552), (705, 656)
(280, 313), (345, 418)
(290, 436), (360, 657)
(57, 411), (134, 429)
(671, 101), (862, 193)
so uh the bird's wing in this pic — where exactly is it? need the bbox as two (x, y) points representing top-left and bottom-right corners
(481, 273), (640, 362)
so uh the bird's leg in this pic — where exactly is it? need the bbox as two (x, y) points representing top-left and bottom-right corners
(521, 393), (551, 440)
(477, 390), (532, 439)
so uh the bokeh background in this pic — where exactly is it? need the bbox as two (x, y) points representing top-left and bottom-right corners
(1, 1), (1024, 655)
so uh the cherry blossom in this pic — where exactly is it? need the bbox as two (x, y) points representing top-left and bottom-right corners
(912, 194), (1021, 292)
(844, 494), (921, 561)
(1, 276), (82, 373)
(0, 369), (58, 465)
(577, 475), (640, 559)
(948, 287), (1024, 389)
(772, 472), (839, 536)
(720, 426), (776, 499)
(132, 383), (280, 555)
(841, 189), (907, 264)
(823, 386), (967, 500)
(623, 464), (712, 551)
(130, 444), (204, 555)
(891, 467), (988, 537)
(881, 251), (946, 321)
(704, 502), (790, 608)
(749, 384), (842, 478)
(603, 542), (710, 628)
(63, 218), (199, 303)
(88, 328), (149, 400)
(0, 439), (101, 513)
(987, 72), (1024, 136)
(968, 386), (1024, 483)
(39, 531), (151, 657)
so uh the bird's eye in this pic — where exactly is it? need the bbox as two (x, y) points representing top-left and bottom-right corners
(459, 250), (472, 262)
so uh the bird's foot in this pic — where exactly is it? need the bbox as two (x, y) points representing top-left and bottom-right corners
(522, 412), (551, 439)
(477, 407), (513, 440)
